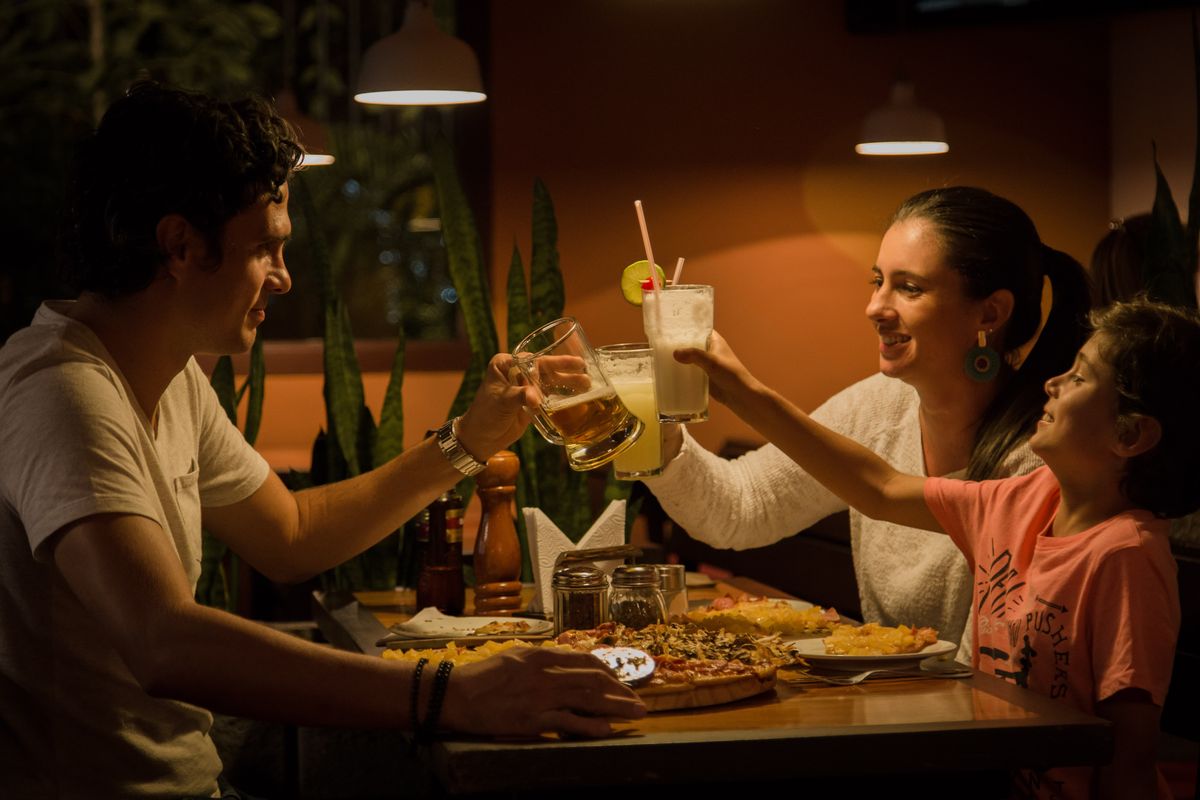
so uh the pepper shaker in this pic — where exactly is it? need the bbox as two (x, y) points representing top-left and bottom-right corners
(552, 564), (609, 636)
(609, 564), (667, 629)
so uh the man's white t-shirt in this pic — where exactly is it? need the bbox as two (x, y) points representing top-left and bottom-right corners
(0, 301), (270, 798)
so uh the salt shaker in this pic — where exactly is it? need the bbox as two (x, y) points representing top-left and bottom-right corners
(655, 564), (688, 620)
(609, 564), (668, 629)
(552, 564), (609, 636)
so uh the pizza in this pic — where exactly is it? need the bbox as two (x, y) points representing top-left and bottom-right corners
(822, 622), (939, 656)
(686, 595), (839, 637)
(382, 621), (806, 712)
(555, 622), (804, 711)
(471, 620), (534, 636)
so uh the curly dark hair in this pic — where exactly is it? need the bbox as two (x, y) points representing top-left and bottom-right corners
(60, 80), (303, 298)
(1089, 298), (1200, 519)
(891, 187), (1093, 481)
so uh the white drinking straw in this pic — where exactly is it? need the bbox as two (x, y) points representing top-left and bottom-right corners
(672, 257), (685, 286)
(633, 200), (662, 292)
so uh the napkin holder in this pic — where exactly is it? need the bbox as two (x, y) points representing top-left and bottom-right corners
(525, 501), (633, 616)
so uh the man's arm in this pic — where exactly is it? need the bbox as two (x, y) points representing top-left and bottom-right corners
(676, 333), (941, 532)
(1094, 689), (1161, 800)
(203, 353), (535, 583)
(52, 512), (644, 735)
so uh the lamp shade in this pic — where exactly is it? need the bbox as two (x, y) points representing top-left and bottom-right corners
(855, 80), (948, 156)
(354, 1), (485, 106)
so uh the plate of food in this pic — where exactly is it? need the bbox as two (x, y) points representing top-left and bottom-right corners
(686, 595), (838, 638)
(390, 607), (552, 640)
(789, 622), (956, 670)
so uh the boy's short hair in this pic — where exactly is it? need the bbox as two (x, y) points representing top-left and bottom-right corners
(61, 80), (303, 298)
(1090, 298), (1200, 518)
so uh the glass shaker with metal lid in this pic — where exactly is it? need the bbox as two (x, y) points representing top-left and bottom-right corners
(552, 564), (610, 635)
(609, 564), (668, 629)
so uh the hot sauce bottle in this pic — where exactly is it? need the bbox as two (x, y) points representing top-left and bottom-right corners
(416, 487), (465, 614)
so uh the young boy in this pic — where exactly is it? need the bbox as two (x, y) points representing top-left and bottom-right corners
(678, 298), (1197, 799)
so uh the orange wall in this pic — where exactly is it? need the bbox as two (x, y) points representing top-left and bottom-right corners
(253, 1), (1117, 468)
(487, 0), (1109, 453)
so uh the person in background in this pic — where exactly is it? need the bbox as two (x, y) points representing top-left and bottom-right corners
(1089, 214), (1152, 309)
(678, 297), (1195, 799)
(1089, 214), (1199, 548)
(644, 187), (1093, 662)
(0, 81), (643, 799)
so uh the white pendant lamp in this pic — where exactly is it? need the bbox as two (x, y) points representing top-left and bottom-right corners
(855, 80), (949, 156)
(354, 1), (486, 106)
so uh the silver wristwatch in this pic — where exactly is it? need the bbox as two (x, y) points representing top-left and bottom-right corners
(435, 417), (487, 477)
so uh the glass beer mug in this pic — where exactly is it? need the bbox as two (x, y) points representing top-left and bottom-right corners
(513, 317), (643, 471)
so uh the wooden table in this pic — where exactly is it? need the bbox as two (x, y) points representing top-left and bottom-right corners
(312, 581), (1112, 795)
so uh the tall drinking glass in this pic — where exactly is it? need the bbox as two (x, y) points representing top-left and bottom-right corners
(642, 284), (714, 423)
(514, 318), (643, 471)
(596, 343), (663, 480)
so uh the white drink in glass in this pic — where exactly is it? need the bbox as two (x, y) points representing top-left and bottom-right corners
(642, 284), (713, 423)
(597, 343), (663, 479)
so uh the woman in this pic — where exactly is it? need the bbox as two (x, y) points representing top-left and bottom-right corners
(644, 186), (1092, 660)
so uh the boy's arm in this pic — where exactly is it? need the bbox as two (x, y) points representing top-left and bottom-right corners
(202, 353), (534, 583)
(677, 333), (943, 533)
(1094, 688), (1161, 800)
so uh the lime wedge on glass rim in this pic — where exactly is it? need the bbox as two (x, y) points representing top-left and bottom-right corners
(621, 260), (667, 305)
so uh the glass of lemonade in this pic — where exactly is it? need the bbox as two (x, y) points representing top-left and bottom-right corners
(513, 317), (643, 471)
(642, 284), (713, 423)
(596, 343), (663, 480)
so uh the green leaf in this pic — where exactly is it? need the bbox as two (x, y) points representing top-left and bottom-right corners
(1148, 143), (1194, 307)
(373, 328), (407, 468)
(323, 300), (366, 475)
(243, 335), (265, 446)
(506, 242), (533, 352)
(210, 355), (237, 426)
(431, 135), (498, 361)
(529, 178), (565, 326)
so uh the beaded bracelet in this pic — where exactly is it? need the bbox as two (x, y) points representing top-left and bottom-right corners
(409, 658), (429, 730)
(417, 659), (454, 744)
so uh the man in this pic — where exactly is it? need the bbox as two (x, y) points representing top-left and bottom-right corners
(0, 81), (643, 798)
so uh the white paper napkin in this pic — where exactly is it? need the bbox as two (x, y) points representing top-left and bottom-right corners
(524, 500), (626, 615)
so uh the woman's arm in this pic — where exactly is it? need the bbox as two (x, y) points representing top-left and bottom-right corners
(643, 426), (848, 550)
(676, 333), (942, 533)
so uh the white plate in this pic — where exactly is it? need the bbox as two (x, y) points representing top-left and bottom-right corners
(684, 571), (716, 588)
(392, 607), (552, 639)
(788, 637), (958, 670)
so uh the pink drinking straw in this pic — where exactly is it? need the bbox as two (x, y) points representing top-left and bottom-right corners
(672, 257), (685, 286)
(633, 200), (662, 292)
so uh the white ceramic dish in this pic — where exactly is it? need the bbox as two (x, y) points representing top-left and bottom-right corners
(788, 638), (958, 671)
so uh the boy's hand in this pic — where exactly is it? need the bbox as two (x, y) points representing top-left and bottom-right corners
(456, 353), (538, 460)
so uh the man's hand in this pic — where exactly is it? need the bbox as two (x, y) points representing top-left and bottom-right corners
(441, 647), (646, 738)
(456, 353), (539, 461)
(673, 331), (762, 416)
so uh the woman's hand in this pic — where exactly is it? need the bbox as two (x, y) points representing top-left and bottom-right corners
(674, 331), (763, 416)
(455, 353), (539, 461)
(440, 647), (647, 738)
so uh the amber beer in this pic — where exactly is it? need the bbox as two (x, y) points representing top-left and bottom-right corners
(514, 317), (643, 471)
(544, 388), (630, 444)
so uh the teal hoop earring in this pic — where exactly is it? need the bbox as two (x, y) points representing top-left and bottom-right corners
(965, 330), (1000, 382)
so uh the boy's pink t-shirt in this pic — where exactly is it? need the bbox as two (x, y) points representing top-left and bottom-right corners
(925, 466), (1179, 799)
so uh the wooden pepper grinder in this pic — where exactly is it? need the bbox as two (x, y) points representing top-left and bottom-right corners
(472, 449), (523, 615)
